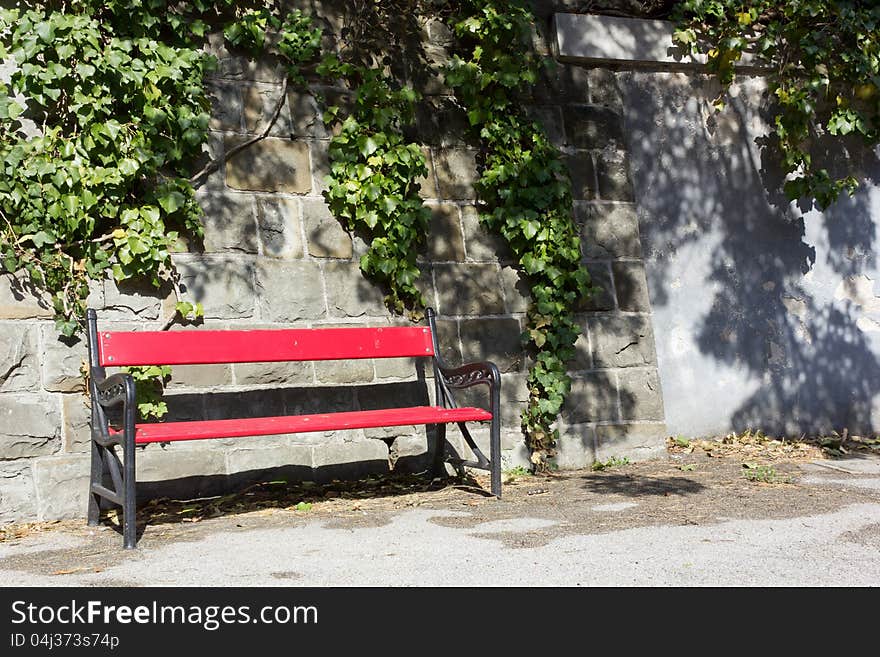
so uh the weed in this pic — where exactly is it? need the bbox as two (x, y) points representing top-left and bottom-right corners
(504, 466), (531, 477)
(678, 464), (697, 472)
(591, 456), (631, 471)
(742, 463), (792, 483)
(292, 502), (312, 512)
(673, 436), (691, 448)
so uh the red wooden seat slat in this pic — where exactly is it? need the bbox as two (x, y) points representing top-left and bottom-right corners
(97, 326), (435, 367)
(114, 406), (493, 444)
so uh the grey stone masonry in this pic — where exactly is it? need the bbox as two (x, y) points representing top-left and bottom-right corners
(0, 4), (670, 524)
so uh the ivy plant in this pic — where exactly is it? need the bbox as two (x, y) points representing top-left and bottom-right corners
(319, 56), (430, 316)
(0, 0), (320, 338)
(0, 1), (320, 420)
(672, 0), (880, 209)
(445, 0), (594, 471)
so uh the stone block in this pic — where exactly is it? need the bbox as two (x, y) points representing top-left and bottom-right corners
(461, 205), (512, 262)
(256, 197), (304, 259)
(159, 392), (206, 423)
(39, 327), (86, 392)
(458, 318), (523, 373)
(501, 441), (531, 471)
(214, 55), (284, 82)
(166, 364), (232, 389)
(587, 69), (623, 109)
(433, 264), (505, 316)
(226, 443), (314, 474)
(527, 105), (566, 147)
(281, 386), (355, 417)
(314, 359), (374, 385)
(195, 191), (258, 253)
(452, 385), (491, 416)
(611, 261), (651, 311)
(424, 18), (454, 46)
(416, 265), (438, 311)
(255, 260), (325, 321)
(373, 357), (419, 381)
(303, 199), (352, 259)
(202, 388), (285, 422)
(243, 84), (292, 137)
(578, 203), (642, 258)
(312, 440), (389, 473)
(414, 99), (470, 147)
(563, 105), (625, 150)
(578, 262), (615, 312)
(426, 204), (465, 261)
(431, 318), (462, 371)
(389, 435), (429, 469)
(174, 255), (256, 319)
(102, 278), (166, 320)
(595, 422), (668, 461)
(502, 430), (524, 451)
(0, 272), (53, 319)
(357, 381), (431, 411)
(288, 90), (327, 139)
(570, 324), (592, 371)
(309, 141), (331, 194)
(234, 361), (313, 387)
(533, 61), (591, 104)
(0, 394), (61, 458)
(434, 149), (478, 200)
(0, 460), (36, 523)
(500, 266), (530, 314)
(561, 371), (618, 424)
(0, 325), (39, 392)
(588, 314), (656, 369)
(500, 373), (529, 428)
(225, 137), (312, 194)
(323, 262), (387, 318)
(617, 369), (665, 422)
(416, 148), (439, 199)
(62, 394), (91, 454)
(206, 80), (242, 131)
(596, 151), (634, 201)
(566, 152), (598, 201)
(552, 423), (597, 469)
(33, 454), (90, 520)
(191, 132), (227, 194)
(135, 444), (227, 481)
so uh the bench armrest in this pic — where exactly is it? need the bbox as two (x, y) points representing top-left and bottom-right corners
(438, 361), (500, 390)
(93, 372), (136, 409)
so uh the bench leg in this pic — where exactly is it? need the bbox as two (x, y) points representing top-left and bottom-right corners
(87, 438), (102, 527)
(489, 412), (501, 499)
(432, 423), (447, 478)
(121, 431), (137, 550)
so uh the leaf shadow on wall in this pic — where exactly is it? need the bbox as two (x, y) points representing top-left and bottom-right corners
(622, 72), (880, 435)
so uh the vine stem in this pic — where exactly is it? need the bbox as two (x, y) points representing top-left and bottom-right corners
(189, 75), (290, 186)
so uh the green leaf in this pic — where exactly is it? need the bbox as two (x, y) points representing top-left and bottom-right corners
(158, 191), (185, 214)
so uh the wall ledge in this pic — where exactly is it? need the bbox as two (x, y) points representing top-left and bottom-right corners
(552, 13), (768, 73)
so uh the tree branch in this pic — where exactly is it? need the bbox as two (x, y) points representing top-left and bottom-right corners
(189, 75), (290, 186)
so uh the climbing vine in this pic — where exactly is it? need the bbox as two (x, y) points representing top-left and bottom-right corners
(319, 57), (430, 315)
(672, 0), (880, 209)
(445, 0), (593, 470)
(0, 0), (320, 337)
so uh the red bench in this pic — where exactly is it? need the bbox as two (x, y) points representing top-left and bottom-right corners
(86, 307), (501, 548)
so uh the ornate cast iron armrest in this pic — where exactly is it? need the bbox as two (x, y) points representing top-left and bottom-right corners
(439, 361), (500, 389)
(93, 372), (136, 409)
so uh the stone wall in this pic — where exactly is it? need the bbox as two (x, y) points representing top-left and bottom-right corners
(0, 3), (668, 524)
(557, 12), (880, 437)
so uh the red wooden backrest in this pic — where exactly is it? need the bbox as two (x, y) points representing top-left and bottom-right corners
(97, 326), (435, 367)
